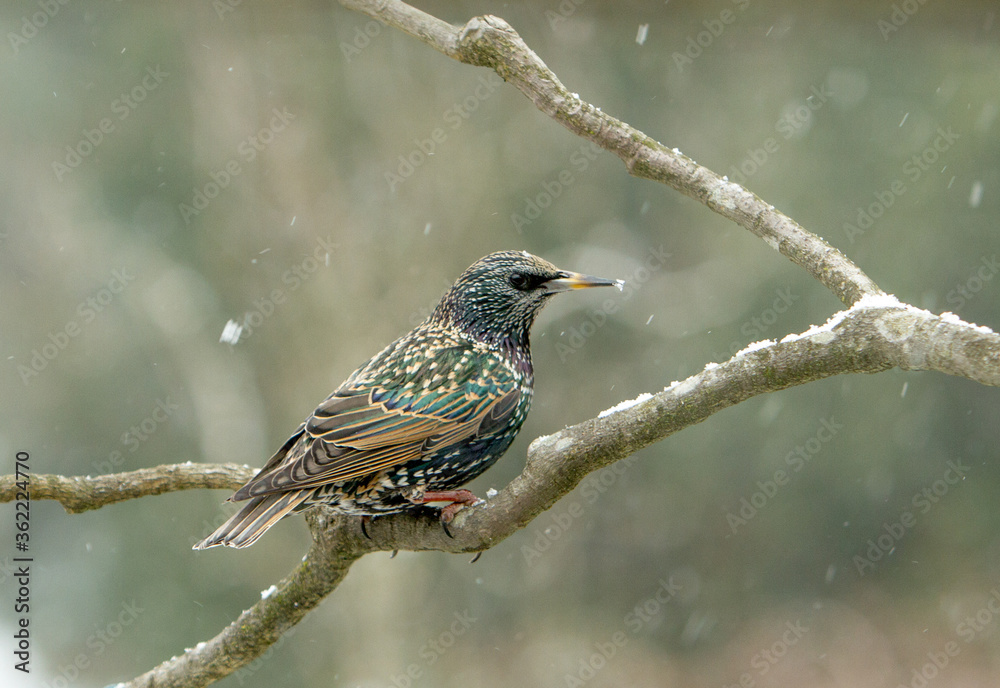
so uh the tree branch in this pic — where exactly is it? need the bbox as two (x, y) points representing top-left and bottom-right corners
(0, 463), (255, 513)
(4, 3), (995, 687)
(340, 0), (882, 307)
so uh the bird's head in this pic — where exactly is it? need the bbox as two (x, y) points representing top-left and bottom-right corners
(431, 250), (622, 348)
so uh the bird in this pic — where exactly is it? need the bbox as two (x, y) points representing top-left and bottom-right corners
(194, 250), (621, 549)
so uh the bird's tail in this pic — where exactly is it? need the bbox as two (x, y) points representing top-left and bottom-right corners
(193, 491), (312, 550)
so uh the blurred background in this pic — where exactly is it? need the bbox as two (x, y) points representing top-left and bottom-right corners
(1, 1), (999, 686)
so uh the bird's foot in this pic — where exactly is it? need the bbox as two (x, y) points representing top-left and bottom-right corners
(417, 489), (481, 538)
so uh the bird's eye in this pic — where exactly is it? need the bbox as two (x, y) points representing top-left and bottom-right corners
(509, 273), (529, 290)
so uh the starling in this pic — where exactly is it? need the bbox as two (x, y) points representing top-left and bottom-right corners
(194, 251), (620, 549)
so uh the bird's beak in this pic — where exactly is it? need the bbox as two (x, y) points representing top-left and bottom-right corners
(543, 271), (625, 294)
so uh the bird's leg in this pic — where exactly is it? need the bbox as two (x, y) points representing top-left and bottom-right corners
(415, 489), (481, 537)
(420, 489), (481, 520)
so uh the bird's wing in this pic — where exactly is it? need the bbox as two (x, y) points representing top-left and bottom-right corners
(232, 345), (520, 500)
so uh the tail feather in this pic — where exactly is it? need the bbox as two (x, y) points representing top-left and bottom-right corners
(193, 491), (312, 550)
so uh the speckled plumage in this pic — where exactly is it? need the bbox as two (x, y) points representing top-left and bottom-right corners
(194, 251), (617, 549)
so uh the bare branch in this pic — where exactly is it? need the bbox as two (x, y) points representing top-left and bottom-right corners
(0, 463), (254, 513)
(339, 0), (882, 306)
(341, 0), (459, 56)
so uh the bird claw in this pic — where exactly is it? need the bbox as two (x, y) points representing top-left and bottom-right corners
(419, 489), (480, 538)
(360, 515), (373, 540)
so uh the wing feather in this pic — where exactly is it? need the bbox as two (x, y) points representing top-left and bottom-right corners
(232, 341), (522, 501)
